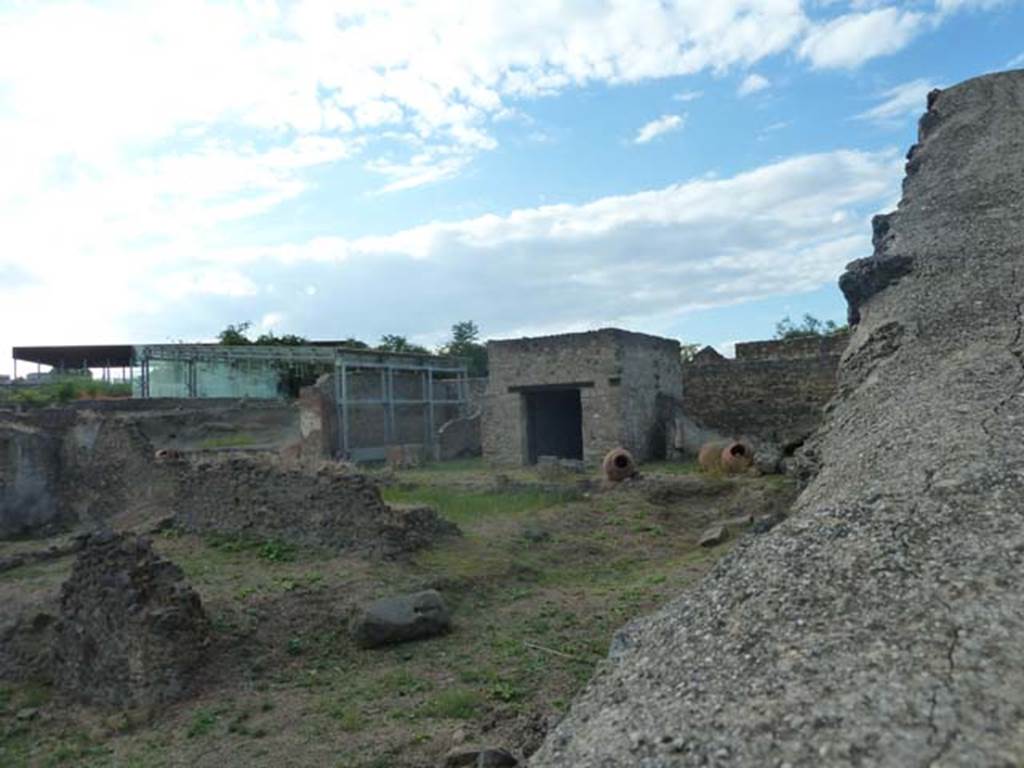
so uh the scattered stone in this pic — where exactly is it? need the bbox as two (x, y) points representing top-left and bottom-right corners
(698, 525), (729, 548)
(752, 511), (786, 534)
(521, 525), (551, 543)
(386, 443), (426, 470)
(15, 707), (38, 722)
(53, 532), (210, 709)
(350, 590), (451, 649)
(753, 443), (784, 475)
(444, 747), (518, 767)
(478, 749), (519, 767)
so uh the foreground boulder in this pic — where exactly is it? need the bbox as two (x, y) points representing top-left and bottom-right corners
(53, 532), (210, 709)
(532, 70), (1024, 766)
(350, 589), (451, 648)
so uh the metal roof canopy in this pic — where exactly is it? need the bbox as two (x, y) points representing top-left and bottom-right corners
(14, 343), (465, 372)
(12, 345), (134, 369)
(137, 343), (465, 370)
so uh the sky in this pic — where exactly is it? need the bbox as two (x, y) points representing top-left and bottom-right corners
(1, 0), (1023, 375)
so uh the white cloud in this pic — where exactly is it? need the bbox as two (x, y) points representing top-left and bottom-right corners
(1008, 51), (1024, 68)
(0, 147), (904, 373)
(0, 1), (811, 192)
(799, 8), (927, 69)
(856, 78), (937, 124)
(738, 73), (771, 97)
(634, 115), (687, 144)
(673, 90), (704, 102)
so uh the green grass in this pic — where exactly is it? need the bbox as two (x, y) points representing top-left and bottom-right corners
(418, 688), (482, 720)
(381, 486), (579, 525)
(198, 434), (258, 450)
(415, 457), (487, 472)
(0, 377), (131, 406)
(186, 708), (219, 738)
(643, 460), (699, 475)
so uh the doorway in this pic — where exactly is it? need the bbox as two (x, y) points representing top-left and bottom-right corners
(524, 388), (583, 464)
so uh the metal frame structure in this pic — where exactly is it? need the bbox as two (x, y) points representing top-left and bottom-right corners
(134, 344), (469, 460)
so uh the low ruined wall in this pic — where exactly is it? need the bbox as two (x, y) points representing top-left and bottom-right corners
(1, 401), (301, 538)
(679, 334), (848, 453)
(170, 456), (458, 554)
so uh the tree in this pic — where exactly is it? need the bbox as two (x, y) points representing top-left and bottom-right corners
(774, 313), (846, 340)
(377, 334), (429, 354)
(438, 320), (488, 377)
(680, 343), (700, 363)
(217, 322), (253, 346)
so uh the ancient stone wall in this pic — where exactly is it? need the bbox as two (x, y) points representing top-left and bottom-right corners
(0, 420), (67, 537)
(482, 329), (680, 465)
(678, 332), (848, 453)
(619, 334), (683, 460)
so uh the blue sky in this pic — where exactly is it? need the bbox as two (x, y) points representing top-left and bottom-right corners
(1, 0), (1022, 374)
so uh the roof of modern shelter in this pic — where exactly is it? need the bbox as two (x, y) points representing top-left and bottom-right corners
(13, 342), (466, 370)
(12, 345), (135, 369)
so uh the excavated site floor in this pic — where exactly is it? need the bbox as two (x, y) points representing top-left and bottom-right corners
(0, 459), (795, 768)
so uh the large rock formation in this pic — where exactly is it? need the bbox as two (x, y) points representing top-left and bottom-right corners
(532, 70), (1024, 767)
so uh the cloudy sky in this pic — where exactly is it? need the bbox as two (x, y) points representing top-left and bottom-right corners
(2, 0), (1023, 374)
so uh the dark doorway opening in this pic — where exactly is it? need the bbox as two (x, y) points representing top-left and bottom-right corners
(524, 388), (583, 464)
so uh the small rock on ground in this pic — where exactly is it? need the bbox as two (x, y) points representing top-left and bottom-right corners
(350, 589), (451, 649)
(699, 524), (729, 547)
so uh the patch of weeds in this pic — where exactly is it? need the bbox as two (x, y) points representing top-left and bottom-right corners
(419, 688), (483, 719)
(488, 679), (524, 704)
(645, 461), (699, 476)
(381, 486), (580, 526)
(226, 709), (266, 738)
(204, 534), (296, 563)
(384, 668), (432, 697)
(328, 703), (366, 732)
(19, 683), (52, 709)
(44, 736), (112, 767)
(259, 539), (296, 563)
(186, 708), (219, 738)
(287, 637), (304, 656)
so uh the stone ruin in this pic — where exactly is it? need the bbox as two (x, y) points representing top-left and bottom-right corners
(0, 403), (460, 556)
(52, 532), (210, 710)
(171, 455), (460, 556)
(532, 69), (1024, 767)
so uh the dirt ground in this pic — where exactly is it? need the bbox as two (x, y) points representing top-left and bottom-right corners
(0, 459), (796, 768)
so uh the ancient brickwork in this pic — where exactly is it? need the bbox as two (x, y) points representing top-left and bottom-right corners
(53, 532), (210, 709)
(483, 329), (681, 465)
(679, 333), (848, 452)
